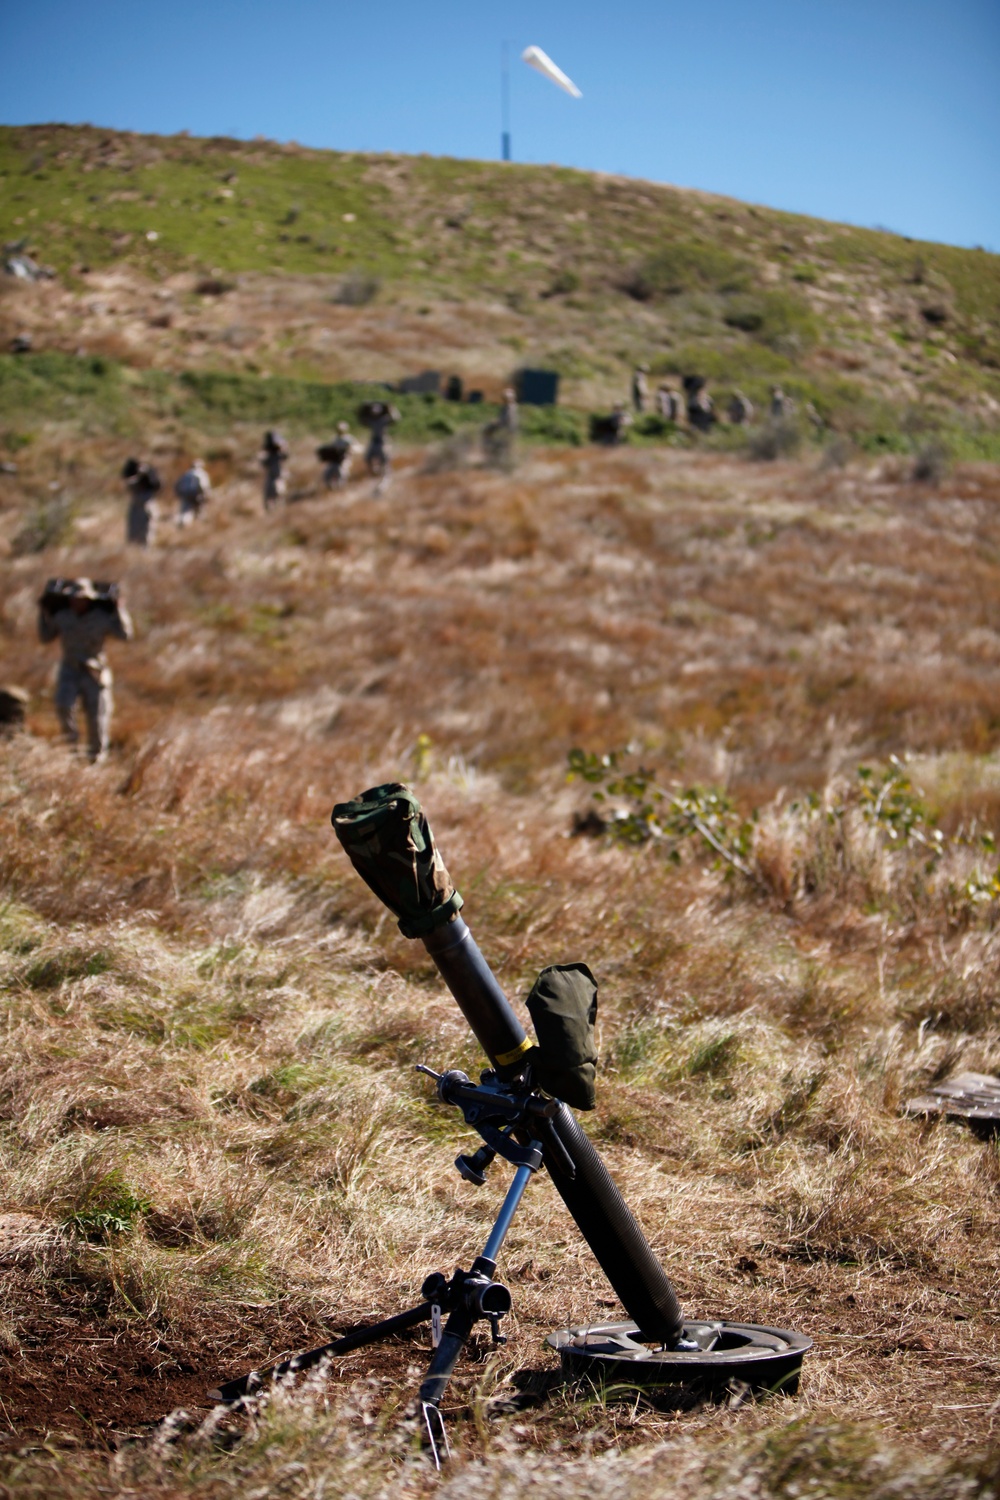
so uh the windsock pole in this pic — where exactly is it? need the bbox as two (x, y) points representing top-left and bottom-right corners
(501, 40), (512, 161)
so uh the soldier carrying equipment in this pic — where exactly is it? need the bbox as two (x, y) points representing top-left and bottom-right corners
(631, 364), (649, 414)
(497, 386), (519, 433)
(482, 387), (519, 468)
(174, 458), (211, 526)
(589, 403), (632, 445)
(727, 390), (754, 426)
(37, 578), (133, 764)
(317, 422), (361, 489)
(259, 429), (289, 511)
(358, 400), (400, 485)
(122, 458), (161, 546)
(684, 375), (716, 433)
(656, 384), (682, 422)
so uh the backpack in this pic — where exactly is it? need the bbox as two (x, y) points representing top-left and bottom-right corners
(174, 469), (203, 502)
(317, 439), (350, 463)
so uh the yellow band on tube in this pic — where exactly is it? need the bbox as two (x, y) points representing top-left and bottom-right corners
(495, 1035), (533, 1067)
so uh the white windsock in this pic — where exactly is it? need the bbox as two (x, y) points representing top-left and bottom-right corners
(521, 44), (582, 99)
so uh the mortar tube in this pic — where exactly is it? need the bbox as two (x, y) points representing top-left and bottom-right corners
(420, 914), (685, 1345)
(421, 916), (533, 1077)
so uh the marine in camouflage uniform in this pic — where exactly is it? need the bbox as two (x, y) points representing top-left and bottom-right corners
(38, 579), (133, 763)
(609, 402), (633, 443)
(632, 365), (650, 414)
(362, 403), (400, 481)
(656, 385), (681, 422)
(318, 422), (361, 489)
(684, 376), (716, 433)
(727, 390), (754, 425)
(498, 387), (519, 433)
(590, 403), (633, 445)
(482, 387), (519, 468)
(174, 458), (211, 526)
(122, 458), (161, 546)
(259, 430), (289, 511)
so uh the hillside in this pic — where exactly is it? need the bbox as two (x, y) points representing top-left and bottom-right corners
(1, 125), (1000, 1500)
(3, 444), (1000, 1496)
(1, 123), (999, 457)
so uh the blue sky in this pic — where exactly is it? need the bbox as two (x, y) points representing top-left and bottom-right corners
(2, 0), (998, 250)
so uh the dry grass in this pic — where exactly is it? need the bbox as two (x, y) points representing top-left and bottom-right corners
(2, 442), (1000, 1493)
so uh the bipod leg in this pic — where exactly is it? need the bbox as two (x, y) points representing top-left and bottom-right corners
(416, 1160), (535, 1459)
(421, 1402), (451, 1468)
(209, 1301), (433, 1403)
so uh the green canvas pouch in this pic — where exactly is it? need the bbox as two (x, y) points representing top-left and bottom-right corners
(525, 963), (598, 1111)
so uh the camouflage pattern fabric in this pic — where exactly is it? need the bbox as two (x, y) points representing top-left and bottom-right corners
(331, 783), (464, 939)
(525, 963), (598, 1111)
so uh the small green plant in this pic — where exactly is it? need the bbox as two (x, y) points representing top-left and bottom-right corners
(566, 747), (755, 879)
(747, 417), (802, 461)
(411, 732), (434, 778)
(65, 1171), (151, 1241)
(623, 240), (752, 301)
(569, 747), (1000, 913)
(855, 757), (943, 853)
(334, 270), (381, 306)
(12, 493), (77, 555)
(22, 946), (114, 988)
(542, 267), (580, 297)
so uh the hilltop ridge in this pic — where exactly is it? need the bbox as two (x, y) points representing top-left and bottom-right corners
(1, 123), (999, 454)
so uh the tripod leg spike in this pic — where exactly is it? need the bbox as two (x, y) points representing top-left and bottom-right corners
(421, 1402), (451, 1468)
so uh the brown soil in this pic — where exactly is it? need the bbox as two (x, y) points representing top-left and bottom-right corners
(0, 1270), (433, 1451)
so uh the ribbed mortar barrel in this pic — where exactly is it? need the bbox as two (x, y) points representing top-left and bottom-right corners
(422, 918), (684, 1346)
(543, 1104), (683, 1344)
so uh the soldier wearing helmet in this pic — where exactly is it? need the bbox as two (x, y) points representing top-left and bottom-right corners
(37, 578), (133, 764)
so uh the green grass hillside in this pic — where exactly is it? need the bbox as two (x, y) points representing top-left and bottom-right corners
(1, 123), (999, 456)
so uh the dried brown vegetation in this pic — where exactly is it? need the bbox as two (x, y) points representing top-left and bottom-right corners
(2, 443), (1000, 1496)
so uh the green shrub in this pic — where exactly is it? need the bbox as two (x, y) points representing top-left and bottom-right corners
(623, 239), (752, 300)
(543, 268), (580, 297)
(65, 1170), (151, 1241)
(0, 351), (125, 420)
(747, 418), (802, 461)
(22, 946), (114, 988)
(519, 404), (585, 445)
(723, 290), (819, 350)
(12, 493), (77, 555)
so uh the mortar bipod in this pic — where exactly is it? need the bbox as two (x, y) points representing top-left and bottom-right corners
(207, 1064), (548, 1467)
(208, 1064), (811, 1457)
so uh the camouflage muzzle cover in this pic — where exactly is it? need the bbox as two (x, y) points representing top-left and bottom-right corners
(331, 782), (464, 939)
